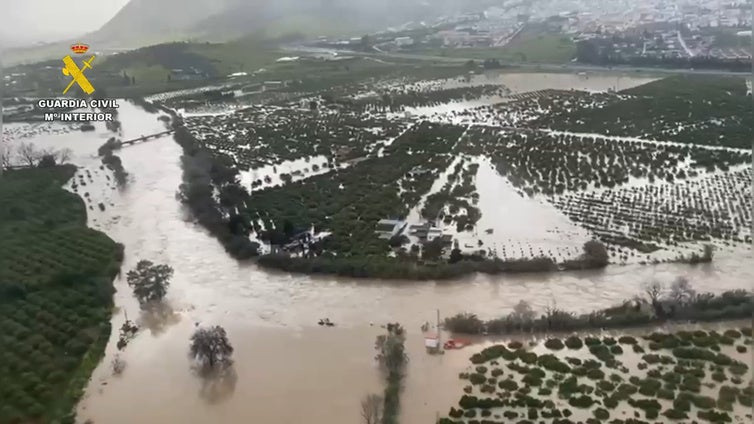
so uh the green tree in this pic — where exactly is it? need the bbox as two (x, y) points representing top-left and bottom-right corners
(189, 325), (234, 369)
(126, 260), (174, 309)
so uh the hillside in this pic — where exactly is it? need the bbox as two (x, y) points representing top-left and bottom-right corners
(90, 0), (496, 46)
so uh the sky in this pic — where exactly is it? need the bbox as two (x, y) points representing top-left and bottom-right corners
(0, 0), (129, 46)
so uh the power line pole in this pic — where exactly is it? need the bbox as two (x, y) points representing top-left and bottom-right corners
(0, 45), (4, 178)
(747, 0), (754, 418)
(0, 48), (5, 178)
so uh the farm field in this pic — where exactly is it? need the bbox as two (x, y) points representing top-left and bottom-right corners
(0, 166), (123, 423)
(439, 327), (754, 424)
(170, 67), (752, 278)
(528, 75), (754, 149)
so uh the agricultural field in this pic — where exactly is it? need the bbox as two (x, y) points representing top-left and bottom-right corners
(171, 68), (752, 277)
(440, 327), (754, 424)
(0, 166), (123, 423)
(529, 75), (754, 149)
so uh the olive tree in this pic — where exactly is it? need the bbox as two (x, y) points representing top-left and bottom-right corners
(126, 260), (174, 309)
(190, 325), (234, 370)
(360, 394), (383, 424)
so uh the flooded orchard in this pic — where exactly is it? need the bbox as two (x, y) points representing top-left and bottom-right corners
(3, 75), (751, 424)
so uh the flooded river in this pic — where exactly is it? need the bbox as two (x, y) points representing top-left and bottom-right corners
(3, 90), (752, 424)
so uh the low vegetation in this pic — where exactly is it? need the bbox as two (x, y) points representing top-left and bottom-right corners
(445, 282), (752, 335)
(0, 166), (123, 423)
(440, 323), (753, 424)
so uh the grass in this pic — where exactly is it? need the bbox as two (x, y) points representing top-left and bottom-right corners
(407, 32), (576, 64)
(0, 165), (122, 423)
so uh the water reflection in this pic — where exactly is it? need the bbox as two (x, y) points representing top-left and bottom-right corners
(4, 96), (749, 424)
(195, 365), (238, 404)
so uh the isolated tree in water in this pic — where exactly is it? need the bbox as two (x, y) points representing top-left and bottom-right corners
(190, 326), (234, 369)
(126, 260), (174, 309)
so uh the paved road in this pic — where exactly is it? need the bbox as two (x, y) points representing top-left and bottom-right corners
(288, 46), (751, 77)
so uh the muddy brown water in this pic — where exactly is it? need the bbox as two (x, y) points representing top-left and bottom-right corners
(3, 91), (752, 424)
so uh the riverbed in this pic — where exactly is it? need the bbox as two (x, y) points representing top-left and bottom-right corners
(2, 92), (752, 424)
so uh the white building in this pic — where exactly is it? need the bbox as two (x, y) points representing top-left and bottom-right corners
(395, 36), (414, 47)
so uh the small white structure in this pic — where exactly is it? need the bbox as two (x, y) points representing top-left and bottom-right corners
(395, 36), (414, 47)
(375, 219), (406, 239)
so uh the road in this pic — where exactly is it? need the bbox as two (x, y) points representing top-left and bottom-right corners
(286, 45), (751, 77)
(677, 31), (695, 58)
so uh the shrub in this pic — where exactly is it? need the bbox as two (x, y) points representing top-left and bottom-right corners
(736, 345), (747, 353)
(518, 351), (537, 364)
(616, 383), (638, 396)
(632, 344), (645, 353)
(680, 376), (701, 393)
(691, 394), (716, 409)
(475, 366), (488, 374)
(610, 345), (623, 355)
(718, 336), (735, 345)
(545, 338), (565, 350)
(566, 357), (581, 365)
(584, 337), (601, 346)
(586, 369), (605, 380)
(697, 410), (732, 422)
(597, 380), (615, 392)
(583, 359), (601, 369)
(562, 408), (572, 417)
(663, 409), (688, 420)
(711, 371), (727, 382)
(522, 374), (543, 387)
(648, 342), (661, 351)
(527, 408), (538, 420)
(568, 395), (594, 408)
(538, 387), (552, 396)
(538, 354), (571, 373)
(470, 373), (487, 385)
(657, 388), (675, 400)
(471, 345), (510, 364)
(449, 407), (464, 418)
(603, 337), (617, 346)
(589, 345), (611, 360)
(507, 341), (523, 350)
(723, 329), (741, 339)
(630, 398), (661, 411)
(572, 367), (587, 376)
(593, 408), (609, 420)
(491, 368), (504, 377)
(565, 336), (583, 349)
(463, 409), (476, 418)
(498, 379), (518, 391)
(603, 395), (619, 408)
(638, 378), (662, 397)
(503, 410), (518, 419)
(673, 395), (691, 412)
(729, 363), (748, 376)
(740, 327), (753, 337)
(618, 335), (637, 345)
(692, 336), (716, 348)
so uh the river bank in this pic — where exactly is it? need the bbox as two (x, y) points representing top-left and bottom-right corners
(3, 95), (751, 424)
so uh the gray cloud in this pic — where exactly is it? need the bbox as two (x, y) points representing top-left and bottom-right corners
(0, 0), (128, 45)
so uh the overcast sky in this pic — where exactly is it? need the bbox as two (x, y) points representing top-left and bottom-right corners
(0, 0), (128, 45)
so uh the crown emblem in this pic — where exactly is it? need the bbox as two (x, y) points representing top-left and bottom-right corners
(70, 43), (89, 54)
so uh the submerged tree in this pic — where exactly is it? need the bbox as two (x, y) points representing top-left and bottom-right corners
(126, 260), (174, 309)
(190, 326), (234, 370)
(360, 394), (383, 424)
(669, 277), (696, 305)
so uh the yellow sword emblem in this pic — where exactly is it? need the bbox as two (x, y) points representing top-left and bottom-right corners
(62, 55), (96, 95)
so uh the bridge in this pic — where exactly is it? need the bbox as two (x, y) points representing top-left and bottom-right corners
(121, 130), (175, 146)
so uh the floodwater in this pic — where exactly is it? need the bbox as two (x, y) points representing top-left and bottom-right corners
(2, 94), (752, 424)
